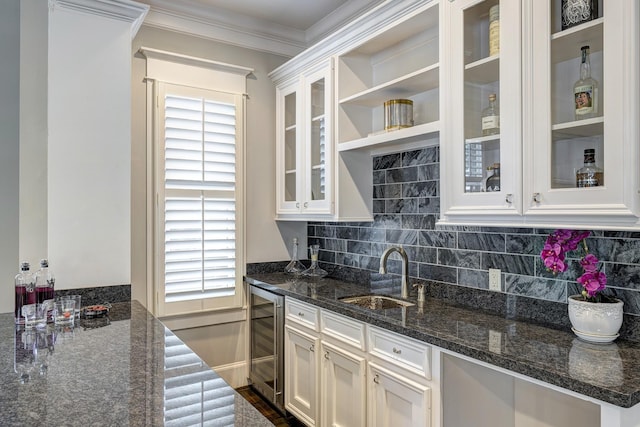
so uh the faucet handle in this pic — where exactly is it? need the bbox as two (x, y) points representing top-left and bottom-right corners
(412, 283), (426, 302)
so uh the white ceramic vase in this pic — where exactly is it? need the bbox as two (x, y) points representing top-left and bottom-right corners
(568, 295), (624, 343)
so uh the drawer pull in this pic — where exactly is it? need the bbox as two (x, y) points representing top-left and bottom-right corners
(392, 347), (402, 355)
(373, 374), (380, 384)
(298, 312), (304, 317)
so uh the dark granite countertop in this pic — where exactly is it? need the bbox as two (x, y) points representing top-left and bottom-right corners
(0, 301), (272, 426)
(246, 272), (640, 409)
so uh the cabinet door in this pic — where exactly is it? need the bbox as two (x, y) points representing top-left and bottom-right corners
(367, 362), (431, 427)
(320, 341), (366, 427)
(523, 0), (640, 226)
(276, 78), (303, 215)
(441, 0), (523, 224)
(285, 325), (319, 426)
(302, 60), (333, 215)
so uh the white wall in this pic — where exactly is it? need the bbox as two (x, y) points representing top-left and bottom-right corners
(47, 6), (132, 289)
(0, 0), (20, 314)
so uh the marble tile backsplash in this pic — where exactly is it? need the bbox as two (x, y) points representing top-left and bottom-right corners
(308, 146), (640, 320)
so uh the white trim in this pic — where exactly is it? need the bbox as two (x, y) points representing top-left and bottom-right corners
(138, 47), (254, 77)
(49, 0), (149, 37)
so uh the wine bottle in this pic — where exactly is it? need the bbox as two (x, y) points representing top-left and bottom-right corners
(481, 94), (500, 136)
(573, 46), (598, 120)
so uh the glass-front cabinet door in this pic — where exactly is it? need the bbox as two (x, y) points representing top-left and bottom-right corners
(276, 60), (333, 219)
(524, 0), (639, 226)
(441, 0), (523, 224)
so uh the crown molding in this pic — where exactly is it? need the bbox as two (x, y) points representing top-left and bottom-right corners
(305, 0), (384, 45)
(138, 46), (254, 76)
(48, 0), (149, 37)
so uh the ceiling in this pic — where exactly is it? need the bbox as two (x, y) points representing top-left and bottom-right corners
(138, 0), (385, 57)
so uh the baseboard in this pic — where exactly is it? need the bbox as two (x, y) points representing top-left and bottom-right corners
(212, 360), (248, 389)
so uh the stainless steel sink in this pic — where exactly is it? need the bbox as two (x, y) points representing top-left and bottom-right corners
(339, 295), (414, 310)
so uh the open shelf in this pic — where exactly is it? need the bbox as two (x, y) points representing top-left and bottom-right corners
(337, 121), (439, 152)
(339, 64), (439, 107)
(465, 55), (499, 85)
(552, 116), (604, 140)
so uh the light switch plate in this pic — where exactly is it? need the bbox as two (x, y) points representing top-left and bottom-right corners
(489, 268), (501, 291)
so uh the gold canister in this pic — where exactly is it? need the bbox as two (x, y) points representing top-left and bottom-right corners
(384, 99), (414, 131)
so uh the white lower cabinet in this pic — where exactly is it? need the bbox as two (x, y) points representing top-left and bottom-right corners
(284, 299), (433, 427)
(368, 361), (431, 427)
(321, 341), (367, 427)
(285, 325), (320, 426)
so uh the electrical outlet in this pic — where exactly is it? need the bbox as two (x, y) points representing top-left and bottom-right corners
(489, 268), (501, 291)
(489, 330), (502, 354)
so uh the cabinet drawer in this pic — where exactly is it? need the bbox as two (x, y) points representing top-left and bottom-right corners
(285, 298), (319, 331)
(368, 326), (431, 380)
(321, 309), (366, 351)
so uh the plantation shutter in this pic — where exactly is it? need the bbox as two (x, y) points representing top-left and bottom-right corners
(164, 94), (237, 303)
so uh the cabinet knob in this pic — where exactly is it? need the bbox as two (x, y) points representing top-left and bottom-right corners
(324, 351), (330, 360)
(373, 374), (380, 384)
(392, 347), (402, 355)
(298, 312), (304, 317)
(303, 202), (308, 208)
(533, 193), (541, 203)
(505, 193), (513, 204)
(296, 202), (300, 208)
(310, 344), (314, 352)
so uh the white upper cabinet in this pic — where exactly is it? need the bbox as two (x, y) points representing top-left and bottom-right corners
(441, 0), (640, 229)
(276, 59), (334, 219)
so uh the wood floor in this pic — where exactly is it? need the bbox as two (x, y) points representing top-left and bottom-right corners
(236, 386), (305, 426)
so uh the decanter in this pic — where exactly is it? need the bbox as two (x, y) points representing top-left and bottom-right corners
(301, 244), (328, 278)
(285, 238), (306, 275)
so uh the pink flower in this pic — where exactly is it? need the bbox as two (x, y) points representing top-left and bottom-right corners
(580, 254), (599, 272)
(577, 271), (607, 298)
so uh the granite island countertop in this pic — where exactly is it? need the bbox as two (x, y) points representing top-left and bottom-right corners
(0, 301), (272, 427)
(246, 272), (640, 409)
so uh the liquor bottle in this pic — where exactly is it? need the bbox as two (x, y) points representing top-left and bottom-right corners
(15, 262), (36, 324)
(485, 163), (501, 192)
(284, 238), (306, 275)
(561, 0), (598, 30)
(35, 259), (55, 304)
(576, 149), (603, 187)
(489, 5), (499, 56)
(481, 94), (500, 136)
(573, 46), (598, 120)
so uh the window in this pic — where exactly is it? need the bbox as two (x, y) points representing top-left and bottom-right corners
(156, 83), (245, 316)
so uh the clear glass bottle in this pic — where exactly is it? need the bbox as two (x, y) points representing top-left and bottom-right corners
(15, 262), (36, 324)
(284, 238), (306, 275)
(485, 163), (501, 192)
(576, 149), (603, 187)
(35, 259), (55, 304)
(488, 5), (499, 56)
(481, 93), (500, 136)
(573, 45), (598, 120)
(301, 244), (328, 278)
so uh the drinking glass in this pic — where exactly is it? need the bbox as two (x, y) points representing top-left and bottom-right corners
(54, 299), (75, 326)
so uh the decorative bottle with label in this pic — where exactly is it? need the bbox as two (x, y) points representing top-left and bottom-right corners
(485, 163), (501, 192)
(15, 262), (36, 324)
(481, 93), (500, 136)
(576, 149), (603, 187)
(489, 5), (499, 56)
(561, 0), (598, 30)
(573, 46), (598, 120)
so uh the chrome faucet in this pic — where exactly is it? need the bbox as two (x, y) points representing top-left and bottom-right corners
(379, 246), (410, 299)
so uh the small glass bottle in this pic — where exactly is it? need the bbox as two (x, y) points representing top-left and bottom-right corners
(301, 244), (328, 278)
(481, 93), (500, 136)
(573, 46), (598, 120)
(285, 238), (306, 275)
(35, 259), (55, 304)
(485, 163), (501, 192)
(15, 262), (36, 324)
(576, 149), (603, 187)
(488, 5), (499, 56)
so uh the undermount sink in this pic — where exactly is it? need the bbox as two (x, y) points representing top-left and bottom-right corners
(339, 295), (414, 310)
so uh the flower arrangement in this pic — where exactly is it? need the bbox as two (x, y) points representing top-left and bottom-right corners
(540, 229), (612, 303)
